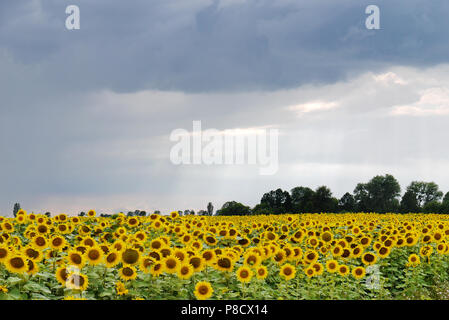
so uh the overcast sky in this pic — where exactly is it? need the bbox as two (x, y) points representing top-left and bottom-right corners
(1, 0), (449, 216)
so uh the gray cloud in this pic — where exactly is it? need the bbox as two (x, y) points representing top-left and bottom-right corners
(1, 0), (449, 93)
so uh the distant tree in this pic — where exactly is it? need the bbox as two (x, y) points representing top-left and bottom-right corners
(184, 210), (190, 216)
(339, 192), (356, 212)
(127, 211), (134, 217)
(423, 201), (442, 213)
(178, 210), (183, 216)
(354, 174), (401, 213)
(207, 202), (214, 216)
(154, 210), (161, 215)
(443, 192), (449, 203)
(79, 212), (86, 217)
(312, 186), (338, 213)
(290, 187), (315, 213)
(216, 201), (251, 216)
(441, 195), (449, 214)
(198, 210), (208, 216)
(260, 188), (292, 214)
(406, 181), (443, 208)
(252, 203), (274, 215)
(400, 190), (420, 213)
(13, 203), (21, 217)
(44, 212), (51, 217)
(190, 210), (195, 215)
(139, 211), (146, 216)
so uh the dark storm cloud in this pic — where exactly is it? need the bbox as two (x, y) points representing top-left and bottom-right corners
(1, 0), (449, 93)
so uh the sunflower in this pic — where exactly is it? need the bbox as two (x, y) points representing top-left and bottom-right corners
(337, 265), (350, 276)
(36, 224), (50, 235)
(304, 267), (315, 278)
(173, 248), (187, 263)
(163, 256), (181, 274)
(104, 250), (120, 268)
(149, 238), (164, 251)
(177, 263), (194, 280)
(419, 245), (433, 257)
(87, 210), (96, 218)
(280, 263), (296, 281)
(127, 217), (139, 228)
(215, 255), (234, 272)
(26, 259), (40, 275)
(326, 260), (339, 273)
(31, 235), (48, 250)
(22, 245), (44, 262)
(332, 246), (342, 257)
(85, 246), (103, 265)
(408, 253), (420, 266)
(0, 245), (11, 263)
(272, 249), (287, 265)
(50, 236), (66, 251)
(321, 231), (333, 243)
(256, 265), (268, 280)
(56, 266), (70, 286)
(311, 262), (324, 276)
(194, 281), (213, 300)
(5, 254), (28, 274)
(304, 250), (319, 264)
(150, 262), (164, 277)
(352, 266), (366, 279)
(67, 250), (85, 269)
(201, 249), (216, 265)
(112, 240), (126, 252)
(0, 285), (8, 293)
(119, 266), (138, 281)
(66, 272), (89, 291)
(116, 281), (128, 296)
(1, 222), (14, 233)
(437, 243), (447, 255)
(361, 252), (377, 266)
(236, 266), (253, 283)
(188, 255), (205, 272)
(81, 237), (96, 247)
(204, 234), (217, 246)
(243, 252), (261, 267)
(139, 256), (155, 273)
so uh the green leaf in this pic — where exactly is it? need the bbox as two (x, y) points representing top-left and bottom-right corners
(6, 277), (23, 286)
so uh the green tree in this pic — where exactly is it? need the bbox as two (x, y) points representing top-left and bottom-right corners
(207, 202), (214, 216)
(290, 186), (315, 213)
(406, 181), (443, 208)
(252, 203), (274, 215)
(13, 203), (21, 217)
(400, 190), (420, 213)
(339, 192), (356, 212)
(423, 200), (442, 213)
(312, 186), (338, 213)
(216, 201), (251, 216)
(260, 188), (292, 214)
(354, 174), (401, 213)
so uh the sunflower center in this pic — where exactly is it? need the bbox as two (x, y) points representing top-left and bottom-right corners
(198, 286), (209, 295)
(123, 267), (134, 276)
(71, 254), (82, 264)
(11, 257), (25, 269)
(88, 250), (100, 260)
(122, 249), (139, 264)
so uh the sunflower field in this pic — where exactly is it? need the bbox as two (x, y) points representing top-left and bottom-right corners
(1, 210), (449, 300)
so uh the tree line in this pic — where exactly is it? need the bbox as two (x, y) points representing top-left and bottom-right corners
(215, 174), (449, 216)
